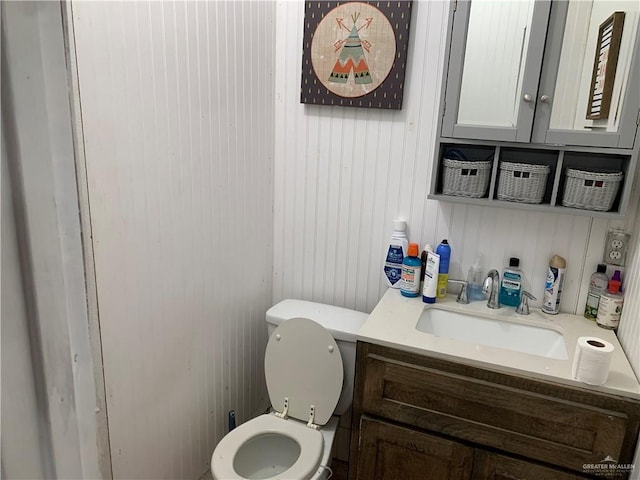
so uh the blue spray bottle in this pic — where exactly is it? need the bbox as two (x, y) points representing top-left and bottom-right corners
(436, 240), (451, 298)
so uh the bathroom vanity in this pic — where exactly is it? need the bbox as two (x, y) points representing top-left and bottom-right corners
(348, 290), (640, 479)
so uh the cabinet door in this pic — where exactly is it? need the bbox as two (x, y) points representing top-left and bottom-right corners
(473, 450), (590, 480)
(359, 344), (637, 473)
(532, 1), (640, 148)
(441, 0), (551, 142)
(356, 417), (474, 480)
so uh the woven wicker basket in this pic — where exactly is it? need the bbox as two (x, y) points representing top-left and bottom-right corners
(497, 162), (550, 204)
(561, 168), (623, 211)
(442, 158), (492, 198)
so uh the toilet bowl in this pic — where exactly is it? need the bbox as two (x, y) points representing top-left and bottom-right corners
(212, 414), (323, 480)
(212, 413), (340, 480)
(210, 300), (368, 480)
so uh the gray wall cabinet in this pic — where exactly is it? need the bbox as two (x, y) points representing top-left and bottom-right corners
(432, 0), (640, 217)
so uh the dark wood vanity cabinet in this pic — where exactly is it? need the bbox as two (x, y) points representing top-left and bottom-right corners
(472, 450), (591, 480)
(348, 342), (640, 480)
(356, 417), (475, 480)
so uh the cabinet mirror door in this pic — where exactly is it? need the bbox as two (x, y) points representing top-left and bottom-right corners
(441, 0), (551, 142)
(533, 0), (640, 148)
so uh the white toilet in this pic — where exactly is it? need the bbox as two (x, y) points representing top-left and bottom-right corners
(211, 299), (368, 480)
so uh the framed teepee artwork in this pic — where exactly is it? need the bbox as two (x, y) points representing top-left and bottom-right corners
(300, 1), (412, 110)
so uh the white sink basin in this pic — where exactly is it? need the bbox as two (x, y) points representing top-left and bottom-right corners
(416, 308), (568, 360)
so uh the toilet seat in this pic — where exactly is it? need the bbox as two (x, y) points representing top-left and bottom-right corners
(211, 414), (324, 480)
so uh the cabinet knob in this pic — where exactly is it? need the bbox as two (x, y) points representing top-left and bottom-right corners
(540, 95), (551, 103)
(523, 94), (533, 103)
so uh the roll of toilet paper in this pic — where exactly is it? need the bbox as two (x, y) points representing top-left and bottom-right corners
(572, 337), (614, 386)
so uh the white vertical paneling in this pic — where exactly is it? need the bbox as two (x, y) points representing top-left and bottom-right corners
(71, 0), (640, 475)
(427, 204), (592, 312)
(275, 0), (446, 312)
(618, 182), (640, 377)
(72, 1), (275, 478)
(274, 0), (599, 315)
(616, 177), (640, 469)
(619, 222), (640, 372)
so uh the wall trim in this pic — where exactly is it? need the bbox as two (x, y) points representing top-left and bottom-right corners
(1, 2), (106, 477)
(61, 1), (113, 477)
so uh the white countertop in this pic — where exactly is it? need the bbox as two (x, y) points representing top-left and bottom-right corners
(358, 288), (640, 400)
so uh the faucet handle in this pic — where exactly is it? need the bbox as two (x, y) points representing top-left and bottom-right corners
(447, 279), (469, 304)
(516, 290), (537, 315)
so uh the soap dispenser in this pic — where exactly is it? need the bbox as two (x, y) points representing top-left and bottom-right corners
(467, 256), (485, 301)
(499, 257), (522, 307)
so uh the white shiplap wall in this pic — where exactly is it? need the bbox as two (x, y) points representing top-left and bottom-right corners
(274, 0), (609, 315)
(618, 189), (640, 377)
(71, 0), (640, 476)
(616, 181), (640, 471)
(72, 2), (275, 478)
(274, 0), (640, 465)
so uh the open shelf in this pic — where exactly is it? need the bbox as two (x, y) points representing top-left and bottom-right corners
(430, 139), (637, 217)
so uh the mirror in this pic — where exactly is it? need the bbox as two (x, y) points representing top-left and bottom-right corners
(457, 0), (536, 128)
(550, 0), (639, 133)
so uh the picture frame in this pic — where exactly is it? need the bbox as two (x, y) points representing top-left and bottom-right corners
(300, 1), (412, 110)
(586, 11), (625, 120)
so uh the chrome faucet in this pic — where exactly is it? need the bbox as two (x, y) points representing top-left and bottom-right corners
(483, 269), (500, 309)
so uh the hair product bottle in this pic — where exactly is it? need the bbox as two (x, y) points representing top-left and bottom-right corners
(422, 246), (440, 304)
(584, 264), (608, 320)
(542, 255), (566, 315)
(596, 271), (624, 329)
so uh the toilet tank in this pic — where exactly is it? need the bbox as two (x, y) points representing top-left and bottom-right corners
(265, 299), (368, 415)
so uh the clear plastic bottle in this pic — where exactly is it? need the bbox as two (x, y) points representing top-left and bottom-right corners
(584, 264), (608, 320)
(467, 256), (485, 301)
(499, 257), (522, 307)
(383, 220), (409, 288)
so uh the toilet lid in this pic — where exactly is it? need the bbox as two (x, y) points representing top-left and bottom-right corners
(265, 317), (343, 426)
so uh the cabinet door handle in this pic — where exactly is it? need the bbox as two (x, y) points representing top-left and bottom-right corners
(523, 94), (533, 102)
(540, 95), (551, 103)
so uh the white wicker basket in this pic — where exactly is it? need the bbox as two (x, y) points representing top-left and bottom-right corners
(561, 168), (623, 211)
(442, 158), (492, 198)
(497, 162), (550, 204)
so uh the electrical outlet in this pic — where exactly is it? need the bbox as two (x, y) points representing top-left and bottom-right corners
(603, 229), (630, 267)
(609, 250), (622, 261)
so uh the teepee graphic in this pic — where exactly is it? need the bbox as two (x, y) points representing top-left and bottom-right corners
(328, 14), (372, 85)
